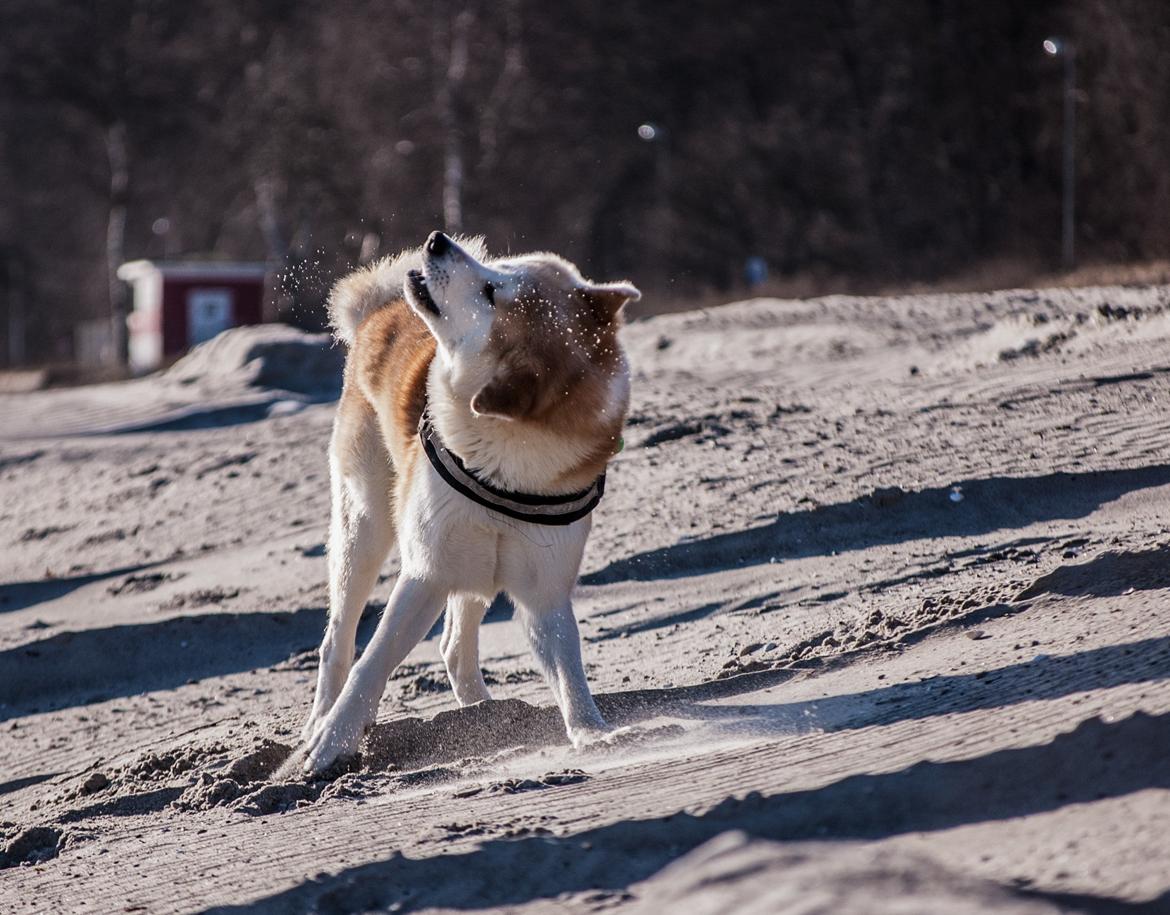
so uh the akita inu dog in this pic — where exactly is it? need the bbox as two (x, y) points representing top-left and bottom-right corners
(301, 231), (639, 773)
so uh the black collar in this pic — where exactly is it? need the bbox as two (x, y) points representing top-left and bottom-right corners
(419, 414), (606, 526)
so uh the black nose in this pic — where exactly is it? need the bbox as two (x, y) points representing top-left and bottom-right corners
(426, 231), (449, 256)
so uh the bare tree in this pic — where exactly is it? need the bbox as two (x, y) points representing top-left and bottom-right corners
(433, 5), (474, 233)
(104, 121), (130, 363)
(4, 0), (1170, 363)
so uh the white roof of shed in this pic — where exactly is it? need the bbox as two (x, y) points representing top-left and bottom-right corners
(117, 260), (270, 283)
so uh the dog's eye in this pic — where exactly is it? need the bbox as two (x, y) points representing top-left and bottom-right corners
(483, 282), (496, 306)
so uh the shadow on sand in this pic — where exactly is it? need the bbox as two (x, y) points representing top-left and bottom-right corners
(584, 463), (1170, 584)
(1017, 543), (1170, 600)
(103, 391), (338, 435)
(0, 606), (381, 721)
(201, 637), (1170, 914)
(0, 560), (173, 614)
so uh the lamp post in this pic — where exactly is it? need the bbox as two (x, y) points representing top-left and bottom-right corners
(1043, 37), (1076, 270)
(638, 123), (671, 295)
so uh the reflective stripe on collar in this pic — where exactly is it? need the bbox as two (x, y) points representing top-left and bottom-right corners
(418, 414), (605, 526)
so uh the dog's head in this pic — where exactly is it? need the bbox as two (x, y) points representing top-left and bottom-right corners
(405, 231), (640, 425)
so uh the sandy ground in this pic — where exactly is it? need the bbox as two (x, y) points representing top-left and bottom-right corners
(3, 284), (1170, 913)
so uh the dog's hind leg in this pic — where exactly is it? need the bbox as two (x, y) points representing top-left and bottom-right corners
(514, 598), (608, 745)
(440, 594), (492, 706)
(303, 400), (395, 742)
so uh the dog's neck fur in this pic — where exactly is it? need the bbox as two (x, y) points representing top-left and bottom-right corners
(424, 361), (626, 496)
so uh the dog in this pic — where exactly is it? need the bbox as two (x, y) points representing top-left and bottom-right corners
(300, 231), (640, 773)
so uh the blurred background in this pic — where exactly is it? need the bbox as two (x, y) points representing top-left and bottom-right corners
(1, 0), (1168, 374)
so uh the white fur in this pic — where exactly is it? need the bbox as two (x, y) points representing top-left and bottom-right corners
(302, 456), (605, 772)
(429, 369), (612, 493)
(327, 235), (489, 346)
(301, 236), (637, 773)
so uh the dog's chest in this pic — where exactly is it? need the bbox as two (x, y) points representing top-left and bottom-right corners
(397, 465), (589, 604)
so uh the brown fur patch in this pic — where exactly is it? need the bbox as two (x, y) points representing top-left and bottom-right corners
(477, 263), (628, 484)
(336, 299), (435, 496)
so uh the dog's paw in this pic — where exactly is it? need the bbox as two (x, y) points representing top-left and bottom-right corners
(303, 724), (363, 775)
(567, 724), (615, 750)
(572, 723), (685, 754)
(302, 703), (372, 775)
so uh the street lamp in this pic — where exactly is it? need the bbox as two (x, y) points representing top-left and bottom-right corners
(638, 123), (671, 294)
(1043, 37), (1077, 270)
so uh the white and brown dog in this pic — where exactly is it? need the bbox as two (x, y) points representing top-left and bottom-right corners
(300, 231), (639, 773)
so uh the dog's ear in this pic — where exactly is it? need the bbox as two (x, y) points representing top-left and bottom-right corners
(581, 281), (641, 322)
(471, 366), (539, 420)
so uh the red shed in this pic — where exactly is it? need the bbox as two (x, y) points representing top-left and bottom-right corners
(117, 259), (269, 371)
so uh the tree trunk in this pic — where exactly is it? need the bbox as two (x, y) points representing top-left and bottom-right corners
(478, 0), (523, 172)
(435, 8), (473, 233)
(105, 120), (129, 367)
(6, 250), (25, 367)
(253, 176), (287, 265)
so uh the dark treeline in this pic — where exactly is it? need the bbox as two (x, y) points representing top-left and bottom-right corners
(1, 0), (1168, 365)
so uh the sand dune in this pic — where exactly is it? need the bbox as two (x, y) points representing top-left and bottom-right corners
(3, 285), (1170, 912)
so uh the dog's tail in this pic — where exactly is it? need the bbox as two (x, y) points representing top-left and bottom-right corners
(327, 236), (488, 345)
(327, 248), (420, 346)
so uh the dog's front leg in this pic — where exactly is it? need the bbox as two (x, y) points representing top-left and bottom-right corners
(302, 503), (393, 741)
(303, 434), (395, 742)
(303, 576), (446, 774)
(517, 600), (608, 745)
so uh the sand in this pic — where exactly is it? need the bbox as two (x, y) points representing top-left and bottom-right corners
(2, 284), (1170, 913)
